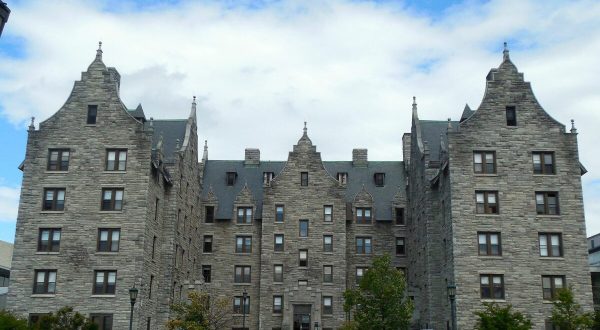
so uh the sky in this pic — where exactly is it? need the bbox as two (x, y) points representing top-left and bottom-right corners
(0, 0), (599, 243)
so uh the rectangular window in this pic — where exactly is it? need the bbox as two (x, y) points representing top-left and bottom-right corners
(536, 192), (559, 215)
(322, 296), (333, 314)
(299, 220), (309, 237)
(533, 152), (555, 174)
(301, 172), (308, 186)
(47, 149), (70, 171)
(337, 172), (348, 184)
(152, 236), (157, 260)
(101, 188), (123, 211)
(542, 275), (565, 300)
(324, 205), (333, 222)
(97, 228), (120, 252)
(356, 237), (372, 254)
(356, 207), (372, 224)
(299, 249), (308, 267)
(234, 266), (251, 283)
(274, 234), (284, 252)
(396, 237), (406, 256)
(275, 205), (284, 222)
(87, 105), (97, 124)
(38, 228), (61, 252)
(202, 265), (211, 283)
(323, 265), (333, 283)
(374, 173), (385, 186)
(273, 296), (283, 313)
(43, 188), (65, 211)
(149, 275), (154, 299)
(33, 270), (56, 294)
(323, 235), (333, 252)
(235, 236), (252, 253)
(233, 296), (250, 314)
(205, 206), (214, 223)
(105, 149), (127, 171)
(473, 151), (496, 174)
(480, 274), (504, 299)
(476, 191), (498, 214)
(226, 172), (237, 186)
(90, 314), (113, 330)
(356, 267), (368, 284)
(263, 172), (274, 185)
(506, 106), (516, 126)
(237, 207), (252, 224)
(539, 233), (563, 257)
(273, 264), (283, 282)
(478, 232), (501, 256)
(94, 270), (117, 295)
(203, 235), (213, 253)
(395, 207), (405, 225)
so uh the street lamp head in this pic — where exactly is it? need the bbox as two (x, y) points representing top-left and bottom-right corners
(129, 285), (139, 304)
(447, 284), (456, 299)
(243, 288), (247, 298)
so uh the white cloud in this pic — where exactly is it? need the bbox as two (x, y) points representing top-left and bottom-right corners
(0, 185), (20, 222)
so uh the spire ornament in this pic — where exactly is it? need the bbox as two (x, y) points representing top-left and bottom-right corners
(96, 41), (103, 60)
(202, 140), (208, 162)
(28, 117), (35, 131)
(571, 119), (578, 134)
(412, 96), (417, 111)
(503, 42), (510, 61)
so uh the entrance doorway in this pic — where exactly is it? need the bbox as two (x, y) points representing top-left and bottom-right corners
(293, 305), (311, 330)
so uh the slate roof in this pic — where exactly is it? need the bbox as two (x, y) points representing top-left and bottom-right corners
(145, 120), (188, 162)
(419, 120), (459, 161)
(202, 160), (405, 221)
(460, 104), (475, 122)
(128, 104), (146, 121)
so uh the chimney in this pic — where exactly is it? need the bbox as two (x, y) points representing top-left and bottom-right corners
(352, 149), (368, 167)
(244, 148), (260, 166)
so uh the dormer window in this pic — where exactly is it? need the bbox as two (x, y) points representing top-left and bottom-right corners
(226, 172), (237, 186)
(374, 173), (385, 187)
(337, 172), (348, 184)
(263, 172), (274, 185)
(87, 105), (97, 125)
(506, 106), (517, 126)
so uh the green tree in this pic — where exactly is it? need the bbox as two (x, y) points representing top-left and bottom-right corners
(166, 290), (231, 330)
(474, 302), (532, 330)
(0, 310), (29, 330)
(34, 307), (97, 330)
(550, 287), (593, 330)
(343, 254), (413, 330)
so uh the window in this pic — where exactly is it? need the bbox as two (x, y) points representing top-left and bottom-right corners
(323, 265), (333, 283)
(47, 149), (70, 171)
(33, 270), (56, 294)
(273, 295), (283, 313)
(236, 236), (252, 253)
(105, 149), (127, 171)
(152, 236), (157, 260)
(298, 279), (308, 286)
(542, 275), (565, 300)
(234, 266), (251, 283)
(149, 275), (154, 299)
(337, 172), (348, 184)
(356, 267), (368, 284)
(374, 173), (385, 186)
(476, 191), (498, 214)
(237, 207), (252, 224)
(395, 208), (405, 225)
(202, 265), (211, 283)
(323, 235), (333, 252)
(38, 228), (61, 252)
(264, 172), (274, 185)
(539, 233), (563, 257)
(226, 172), (237, 186)
(299, 249), (308, 267)
(478, 232), (501, 256)
(94, 270), (116, 295)
(233, 296), (250, 314)
(87, 105), (97, 124)
(536, 192), (559, 215)
(356, 207), (372, 224)
(480, 274), (504, 299)
(275, 205), (284, 222)
(273, 264), (283, 282)
(533, 152), (555, 174)
(274, 234), (284, 252)
(473, 151), (496, 174)
(147, 317), (151, 330)
(324, 205), (333, 222)
(203, 235), (213, 253)
(322, 296), (333, 314)
(356, 237), (372, 254)
(299, 220), (309, 237)
(301, 172), (308, 186)
(396, 237), (405, 256)
(506, 106), (516, 126)
(43, 188), (65, 211)
(205, 206), (214, 223)
(90, 314), (113, 330)
(97, 228), (120, 252)
(101, 188), (123, 211)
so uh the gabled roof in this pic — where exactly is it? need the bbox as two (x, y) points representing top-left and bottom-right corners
(419, 120), (459, 161)
(460, 104), (474, 122)
(146, 120), (187, 162)
(128, 104), (146, 122)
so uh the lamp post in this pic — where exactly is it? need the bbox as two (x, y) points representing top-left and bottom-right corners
(129, 284), (139, 330)
(447, 284), (457, 330)
(242, 288), (247, 329)
(314, 321), (320, 330)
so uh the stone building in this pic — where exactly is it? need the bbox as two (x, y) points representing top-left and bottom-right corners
(7, 43), (592, 330)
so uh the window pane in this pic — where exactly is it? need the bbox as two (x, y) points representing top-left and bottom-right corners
(100, 231), (108, 241)
(108, 272), (116, 284)
(480, 276), (489, 285)
(490, 234), (498, 245)
(476, 193), (484, 203)
(41, 230), (50, 241)
(52, 231), (61, 241)
(474, 153), (482, 163)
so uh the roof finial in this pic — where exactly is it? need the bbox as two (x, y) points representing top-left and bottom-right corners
(503, 42), (510, 61)
(202, 140), (208, 162)
(447, 117), (452, 130)
(192, 95), (196, 105)
(176, 138), (181, 150)
(303, 121), (307, 135)
(28, 116), (35, 131)
(96, 41), (103, 60)
(412, 96), (417, 111)
(571, 119), (577, 134)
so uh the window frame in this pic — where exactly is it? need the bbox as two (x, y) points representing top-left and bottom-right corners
(237, 207), (253, 224)
(38, 228), (61, 252)
(374, 173), (385, 187)
(395, 237), (406, 256)
(536, 192), (560, 215)
(301, 172), (308, 186)
(299, 249), (308, 267)
(203, 235), (213, 253)
(323, 235), (333, 252)
(233, 296), (250, 314)
(324, 205), (333, 222)
(93, 270), (117, 295)
(539, 233), (563, 257)
(275, 205), (284, 223)
(101, 188), (124, 211)
(473, 151), (496, 174)
(105, 149), (127, 171)
(205, 206), (214, 223)
(337, 172), (348, 184)
(480, 274), (504, 299)
(322, 296), (333, 315)
(47, 149), (70, 171)
(273, 295), (283, 314)
(395, 207), (405, 225)
(97, 228), (120, 252)
(202, 265), (211, 283)
(273, 264), (283, 283)
(234, 265), (251, 283)
(356, 207), (372, 224)
(263, 172), (275, 185)
(43, 188), (66, 211)
(323, 265), (333, 283)
(274, 234), (284, 252)
(356, 237), (372, 255)
(475, 191), (498, 214)
(542, 275), (565, 301)
(33, 269), (57, 294)
(533, 151), (555, 175)
(87, 105), (98, 125)
(299, 219), (309, 237)
(226, 172), (237, 186)
(356, 267), (368, 284)
(506, 106), (517, 126)
(90, 314), (113, 330)
(478, 232), (502, 256)
(235, 236), (252, 253)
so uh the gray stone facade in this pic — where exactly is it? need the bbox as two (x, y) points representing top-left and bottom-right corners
(7, 44), (592, 330)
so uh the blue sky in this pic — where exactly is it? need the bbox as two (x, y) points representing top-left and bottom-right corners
(1, 0), (600, 243)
